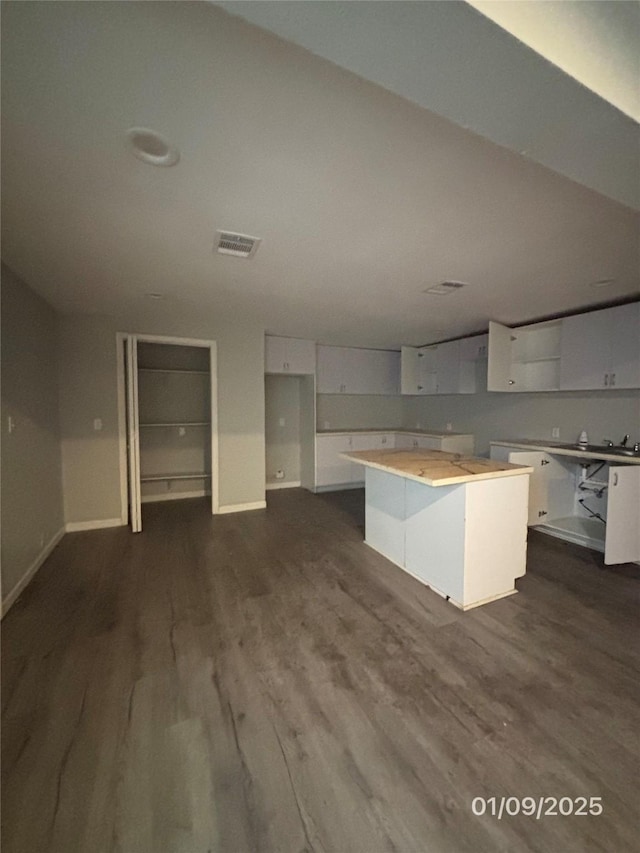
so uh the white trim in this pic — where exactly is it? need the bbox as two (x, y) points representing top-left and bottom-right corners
(141, 489), (210, 503)
(217, 500), (267, 514)
(65, 518), (124, 532)
(1, 527), (65, 618)
(116, 332), (220, 526)
(116, 332), (129, 525)
(266, 480), (301, 491)
(313, 482), (364, 493)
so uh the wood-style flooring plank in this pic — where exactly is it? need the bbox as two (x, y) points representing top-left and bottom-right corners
(2, 490), (639, 852)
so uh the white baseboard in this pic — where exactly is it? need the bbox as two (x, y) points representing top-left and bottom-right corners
(65, 518), (124, 533)
(1, 527), (65, 618)
(142, 489), (210, 504)
(314, 482), (364, 493)
(217, 500), (267, 514)
(266, 480), (301, 491)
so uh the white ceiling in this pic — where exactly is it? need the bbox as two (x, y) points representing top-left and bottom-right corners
(1, 1), (638, 348)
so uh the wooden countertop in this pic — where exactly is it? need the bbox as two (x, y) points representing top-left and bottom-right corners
(341, 449), (533, 487)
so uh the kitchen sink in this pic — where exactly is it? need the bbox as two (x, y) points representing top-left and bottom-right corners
(556, 443), (640, 458)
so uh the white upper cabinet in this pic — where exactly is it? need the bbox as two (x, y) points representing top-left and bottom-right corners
(317, 346), (400, 395)
(435, 340), (460, 394)
(401, 334), (486, 395)
(265, 336), (315, 375)
(488, 320), (562, 392)
(560, 302), (640, 390)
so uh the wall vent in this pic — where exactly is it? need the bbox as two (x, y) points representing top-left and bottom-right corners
(214, 230), (261, 258)
(423, 280), (467, 296)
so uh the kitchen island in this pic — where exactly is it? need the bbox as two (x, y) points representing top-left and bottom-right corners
(341, 449), (533, 610)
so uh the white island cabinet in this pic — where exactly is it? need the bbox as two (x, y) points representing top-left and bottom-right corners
(342, 449), (533, 610)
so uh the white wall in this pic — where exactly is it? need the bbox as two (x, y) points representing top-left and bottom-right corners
(1, 265), (64, 611)
(265, 374), (302, 486)
(58, 311), (266, 524)
(403, 385), (640, 457)
(316, 394), (404, 431)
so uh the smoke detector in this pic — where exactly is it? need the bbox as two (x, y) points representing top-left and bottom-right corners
(423, 281), (467, 296)
(214, 230), (262, 259)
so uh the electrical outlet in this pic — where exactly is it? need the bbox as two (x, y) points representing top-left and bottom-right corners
(276, 469), (285, 479)
(552, 427), (560, 439)
(279, 417), (285, 427)
(178, 427), (186, 437)
(7, 416), (15, 434)
(93, 418), (103, 431)
(324, 421), (330, 429)
(445, 422), (453, 432)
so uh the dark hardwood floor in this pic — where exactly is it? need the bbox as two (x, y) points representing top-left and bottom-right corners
(2, 490), (639, 853)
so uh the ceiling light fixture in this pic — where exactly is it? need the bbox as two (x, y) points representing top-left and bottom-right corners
(126, 127), (180, 167)
(589, 278), (615, 288)
(145, 292), (165, 300)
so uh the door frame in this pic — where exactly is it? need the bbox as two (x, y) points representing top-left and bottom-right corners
(116, 332), (220, 526)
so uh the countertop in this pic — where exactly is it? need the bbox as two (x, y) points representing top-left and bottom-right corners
(491, 439), (640, 465)
(341, 449), (533, 487)
(317, 428), (472, 437)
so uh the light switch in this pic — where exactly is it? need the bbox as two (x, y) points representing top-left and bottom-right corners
(7, 416), (15, 434)
(279, 417), (285, 427)
(552, 427), (560, 438)
(93, 418), (103, 431)
(178, 427), (186, 437)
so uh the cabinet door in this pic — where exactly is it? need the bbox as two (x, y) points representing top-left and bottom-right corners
(416, 435), (440, 450)
(418, 346), (438, 394)
(350, 434), (375, 482)
(487, 321), (515, 391)
(366, 349), (400, 395)
(394, 434), (413, 449)
(608, 303), (640, 389)
(605, 465), (640, 564)
(315, 435), (353, 486)
(507, 451), (551, 526)
(285, 338), (316, 375)
(560, 310), (610, 390)
(316, 346), (345, 393)
(401, 346), (424, 394)
(435, 340), (460, 394)
(265, 336), (286, 374)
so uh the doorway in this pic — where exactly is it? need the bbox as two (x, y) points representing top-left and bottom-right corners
(117, 333), (219, 532)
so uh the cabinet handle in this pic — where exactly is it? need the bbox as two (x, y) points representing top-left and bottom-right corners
(541, 459), (550, 466)
(508, 380), (515, 385)
(417, 385), (423, 390)
(610, 373), (616, 387)
(613, 472), (618, 486)
(604, 373), (609, 386)
(538, 510), (548, 518)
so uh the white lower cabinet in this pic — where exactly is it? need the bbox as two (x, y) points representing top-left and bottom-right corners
(316, 431), (474, 490)
(490, 445), (640, 564)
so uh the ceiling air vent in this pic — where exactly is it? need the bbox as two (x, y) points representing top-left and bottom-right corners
(423, 280), (467, 296)
(214, 230), (261, 259)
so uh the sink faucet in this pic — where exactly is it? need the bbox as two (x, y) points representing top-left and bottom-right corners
(620, 434), (630, 447)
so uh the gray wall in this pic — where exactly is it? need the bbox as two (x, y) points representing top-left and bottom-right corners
(403, 386), (640, 456)
(316, 394), (404, 430)
(58, 311), (266, 524)
(265, 374), (302, 485)
(1, 265), (64, 606)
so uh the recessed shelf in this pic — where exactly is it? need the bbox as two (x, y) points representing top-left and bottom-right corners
(140, 422), (210, 427)
(140, 472), (211, 483)
(138, 368), (208, 375)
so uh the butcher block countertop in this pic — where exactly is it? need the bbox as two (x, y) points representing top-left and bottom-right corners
(341, 449), (533, 487)
(318, 427), (471, 437)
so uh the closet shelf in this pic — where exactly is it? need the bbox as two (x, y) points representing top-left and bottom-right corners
(138, 368), (209, 375)
(140, 472), (211, 483)
(139, 422), (210, 427)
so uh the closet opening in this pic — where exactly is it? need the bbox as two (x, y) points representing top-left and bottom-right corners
(264, 373), (316, 493)
(117, 333), (218, 533)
